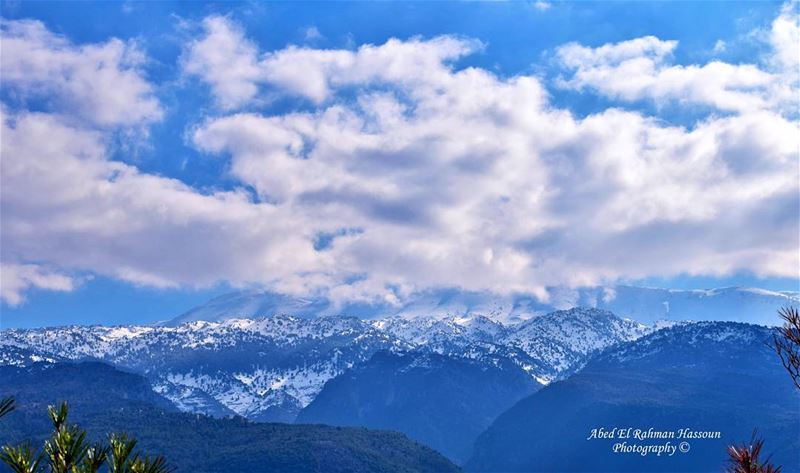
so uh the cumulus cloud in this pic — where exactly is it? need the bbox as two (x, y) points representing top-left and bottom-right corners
(0, 263), (76, 306)
(768, 1), (800, 72)
(183, 15), (481, 107)
(0, 108), (326, 293)
(555, 4), (799, 115)
(184, 5), (797, 301)
(555, 35), (783, 113)
(0, 19), (162, 126)
(1, 7), (798, 307)
(182, 16), (264, 110)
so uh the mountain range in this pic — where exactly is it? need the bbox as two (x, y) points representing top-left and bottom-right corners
(0, 308), (645, 425)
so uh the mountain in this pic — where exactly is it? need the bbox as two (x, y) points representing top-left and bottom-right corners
(167, 286), (798, 326)
(0, 361), (461, 473)
(297, 350), (542, 462)
(0, 316), (405, 422)
(466, 322), (800, 473)
(0, 309), (647, 425)
(500, 308), (649, 382)
(1, 361), (177, 415)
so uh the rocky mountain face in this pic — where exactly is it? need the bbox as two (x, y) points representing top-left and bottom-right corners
(0, 308), (647, 422)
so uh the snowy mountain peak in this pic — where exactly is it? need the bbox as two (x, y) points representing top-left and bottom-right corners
(500, 307), (651, 381)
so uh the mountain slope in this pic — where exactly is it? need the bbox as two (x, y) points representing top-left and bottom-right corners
(297, 350), (542, 462)
(0, 361), (461, 473)
(466, 322), (800, 473)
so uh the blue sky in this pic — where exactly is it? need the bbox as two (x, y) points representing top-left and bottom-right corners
(1, 1), (798, 328)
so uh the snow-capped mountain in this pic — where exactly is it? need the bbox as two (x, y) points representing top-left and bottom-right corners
(500, 308), (649, 381)
(168, 285), (798, 326)
(0, 308), (649, 420)
(1, 316), (404, 421)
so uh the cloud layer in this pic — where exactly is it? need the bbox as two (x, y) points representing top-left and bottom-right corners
(1, 6), (798, 307)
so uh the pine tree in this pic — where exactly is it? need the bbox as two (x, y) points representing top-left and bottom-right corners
(0, 400), (173, 473)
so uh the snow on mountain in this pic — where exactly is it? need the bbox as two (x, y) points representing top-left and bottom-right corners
(371, 315), (508, 349)
(0, 345), (64, 367)
(166, 285), (798, 327)
(0, 307), (656, 419)
(501, 308), (650, 382)
(0, 315), (404, 421)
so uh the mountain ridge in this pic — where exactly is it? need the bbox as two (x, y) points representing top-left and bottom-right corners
(1, 308), (646, 421)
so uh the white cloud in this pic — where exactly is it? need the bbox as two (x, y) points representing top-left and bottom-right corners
(765, 1), (800, 114)
(555, 4), (799, 116)
(0, 19), (162, 126)
(768, 1), (799, 72)
(183, 15), (482, 106)
(533, 1), (551, 12)
(555, 35), (784, 113)
(1, 7), (798, 307)
(182, 16), (264, 110)
(0, 108), (328, 293)
(0, 263), (76, 306)
(186, 9), (798, 301)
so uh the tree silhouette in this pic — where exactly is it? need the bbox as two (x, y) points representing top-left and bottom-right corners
(773, 306), (800, 390)
(1, 400), (173, 473)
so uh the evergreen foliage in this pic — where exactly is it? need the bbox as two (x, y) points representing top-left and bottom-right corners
(1, 400), (172, 473)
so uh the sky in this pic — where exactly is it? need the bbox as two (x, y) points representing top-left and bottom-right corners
(1, 1), (798, 328)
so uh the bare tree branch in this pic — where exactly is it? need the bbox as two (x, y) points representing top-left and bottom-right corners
(773, 306), (800, 391)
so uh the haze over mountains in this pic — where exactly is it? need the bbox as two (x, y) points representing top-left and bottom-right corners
(170, 285), (798, 326)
